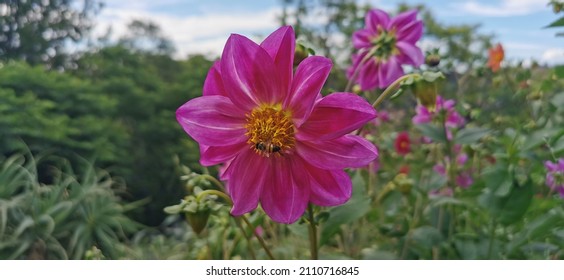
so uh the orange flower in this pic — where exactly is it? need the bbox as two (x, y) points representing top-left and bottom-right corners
(487, 43), (504, 72)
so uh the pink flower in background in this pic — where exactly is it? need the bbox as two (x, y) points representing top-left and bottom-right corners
(545, 159), (564, 197)
(372, 109), (390, 126)
(433, 151), (473, 189)
(347, 9), (424, 90)
(176, 26), (378, 224)
(413, 96), (464, 128)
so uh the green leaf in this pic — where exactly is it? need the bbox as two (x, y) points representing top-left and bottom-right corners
(416, 124), (447, 143)
(410, 226), (443, 248)
(507, 208), (564, 255)
(555, 66), (564, 79)
(454, 127), (490, 144)
(320, 172), (370, 246)
(544, 16), (564, 28)
(479, 178), (534, 225)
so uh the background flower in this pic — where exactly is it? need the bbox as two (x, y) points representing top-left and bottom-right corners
(394, 131), (411, 155)
(488, 43), (504, 72)
(545, 159), (564, 197)
(347, 9), (424, 90)
(176, 26), (378, 224)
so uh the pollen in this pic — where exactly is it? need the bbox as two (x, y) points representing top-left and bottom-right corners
(245, 105), (295, 157)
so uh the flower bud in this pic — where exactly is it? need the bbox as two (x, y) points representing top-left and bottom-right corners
(425, 53), (441, 67)
(294, 43), (309, 67)
(186, 210), (210, 235)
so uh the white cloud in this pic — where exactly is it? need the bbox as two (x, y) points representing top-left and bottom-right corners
(540, 48), (564, 65)
(458, 0), (549, 17)
(94, 2), (282, 58)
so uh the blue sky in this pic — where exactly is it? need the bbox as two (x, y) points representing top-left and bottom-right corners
(96, 0), (563, 65)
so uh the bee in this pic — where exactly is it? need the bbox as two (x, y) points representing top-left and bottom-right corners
(255, 141), (281, 155)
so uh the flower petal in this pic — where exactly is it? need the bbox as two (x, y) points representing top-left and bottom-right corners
(389, 10), (418, 30)
(378, 57), (403, 88)
(366, 9), (390, 33)
(287, 56), (332, 126)
(260, 155), (310, 224)
(228, 149), (268, 216)
(396, 20), (423, 44)
(352, 29), (373, 49)
(260, 26), (295, 99)
(176, 95), (247, 147)
(221, 34), (283, 109)
(297, 92), (376, 141)
(203, 61), (227, 97)
(200, 142), (249, 166)
(358, 57), (379, 90)
(306, 164), (352, 206)
(296, 135), (378, 169)
(396, 41), (424, 67)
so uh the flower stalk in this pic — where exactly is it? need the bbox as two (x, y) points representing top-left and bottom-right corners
(307, 204), (318, 260)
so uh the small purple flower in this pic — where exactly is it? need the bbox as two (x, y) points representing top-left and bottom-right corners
(347, 9), (424, 90)
(456, 173), (473, 189)
(413, 96), (464, 129)
(545, 159), (564, 197)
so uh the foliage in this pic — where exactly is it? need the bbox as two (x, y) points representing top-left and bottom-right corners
(0, 0), (102, 67)
(0, 153), (141, 259)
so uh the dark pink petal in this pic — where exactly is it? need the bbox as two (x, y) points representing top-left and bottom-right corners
(396, 20), (423, 44)
(176, 95), (247, 147)
(260, 26), (295, 100)
(378, 57), (403, 88)
(200, 142), (249, 166)
(287, 56), (332, 126)
(306, 163), (352, 206)
(396, 41), (424, 66)
(296, 135), (378, 169)
(545, 161), (558, 172)
(203, 61), (228, 97)
(228, 149), (268, 216)
(366, 9), (390, 33)
(297, 93), (376, 141)
(412, 106), (432, 124)
(260, 156), (310, 224)
(358, 58), (379, 90)
(389, 10), (418, 30)
(221, 34), (283, 109)
(352, 29), (373, 49)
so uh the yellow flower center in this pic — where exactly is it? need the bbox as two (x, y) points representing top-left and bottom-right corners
(245, 105), (295, 157)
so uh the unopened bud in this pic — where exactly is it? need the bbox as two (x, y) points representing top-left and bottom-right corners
(186, 210), (210, 235)
(294, 43), (309, 67)
(425, 53), (441, 67)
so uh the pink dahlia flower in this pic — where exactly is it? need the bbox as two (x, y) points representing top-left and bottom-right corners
(347, 9), (424, 90)
(545, 159), (564, 197)
(176, 26), (378, 224)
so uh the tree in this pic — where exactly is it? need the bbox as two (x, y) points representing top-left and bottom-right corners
(0, 0), (102, 67)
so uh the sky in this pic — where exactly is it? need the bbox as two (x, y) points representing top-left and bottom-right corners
(95, 0), (564, 65)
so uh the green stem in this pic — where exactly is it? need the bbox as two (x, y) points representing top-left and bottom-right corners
(487, 219), (497, 259)
(307, 204), (318, 260)
(356, 73), (421, 136)
(196, 188), (273, 259)
(241, 215), (275, 260)
(196, 189), (232, 204)
(200, 174), (226, 191)
(371, 73), (420, 109)
(234, 218), (257, 260)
